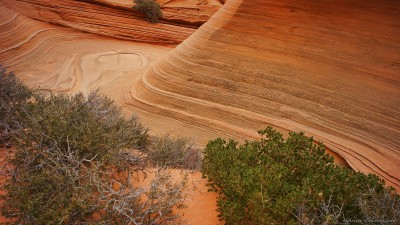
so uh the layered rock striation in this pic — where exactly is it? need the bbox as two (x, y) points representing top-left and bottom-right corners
(129, 0), (400, 188)
(1, 0), (222, 44)
(0, 2), (171, 94)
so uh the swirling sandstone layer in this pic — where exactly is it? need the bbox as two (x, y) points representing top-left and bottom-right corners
(1, 0), (222, 44)
(130, 0), (400, 188)
(0, 2), (172, 94)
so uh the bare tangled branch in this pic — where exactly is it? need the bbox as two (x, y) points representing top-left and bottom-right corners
(357, 187), (400, 225)
(294, 193), (344, 225)
(146, 135), (202, 170)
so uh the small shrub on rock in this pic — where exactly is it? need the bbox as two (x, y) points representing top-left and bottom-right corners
(133, 0), (163, 23)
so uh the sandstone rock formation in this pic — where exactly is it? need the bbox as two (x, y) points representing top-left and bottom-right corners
(130, 0), (400, 189)
(0, 2), (172, 94)
(1, 0), (399, 192)
(1, 0), (222, 44)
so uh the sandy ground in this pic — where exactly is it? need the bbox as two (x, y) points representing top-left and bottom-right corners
(130, 169), (221, 224)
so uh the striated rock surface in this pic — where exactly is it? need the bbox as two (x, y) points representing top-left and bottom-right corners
(0, 2), (171, 93)
(1, 0), (222, 44)
(129, 0), (400, 188)
(159, 0), (222, 25)
(91, 0), (223, 25)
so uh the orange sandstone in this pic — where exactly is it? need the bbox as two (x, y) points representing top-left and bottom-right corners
(132, 0), (400, 189)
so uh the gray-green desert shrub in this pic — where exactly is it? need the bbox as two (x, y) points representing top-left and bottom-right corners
(0, 65), (32, 146)
(146, 135), (202, 170)
(0, 69), (187, 224)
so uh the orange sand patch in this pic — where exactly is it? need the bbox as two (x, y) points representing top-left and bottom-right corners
(131, 169), (222, 224)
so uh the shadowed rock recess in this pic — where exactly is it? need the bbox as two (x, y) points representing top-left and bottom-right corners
(133, 0), (400, 189)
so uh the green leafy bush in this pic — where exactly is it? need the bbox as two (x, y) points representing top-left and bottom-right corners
(133, 0), (163, 23)
(0, 70), (188, 224)
(202, 127), (400, 224)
